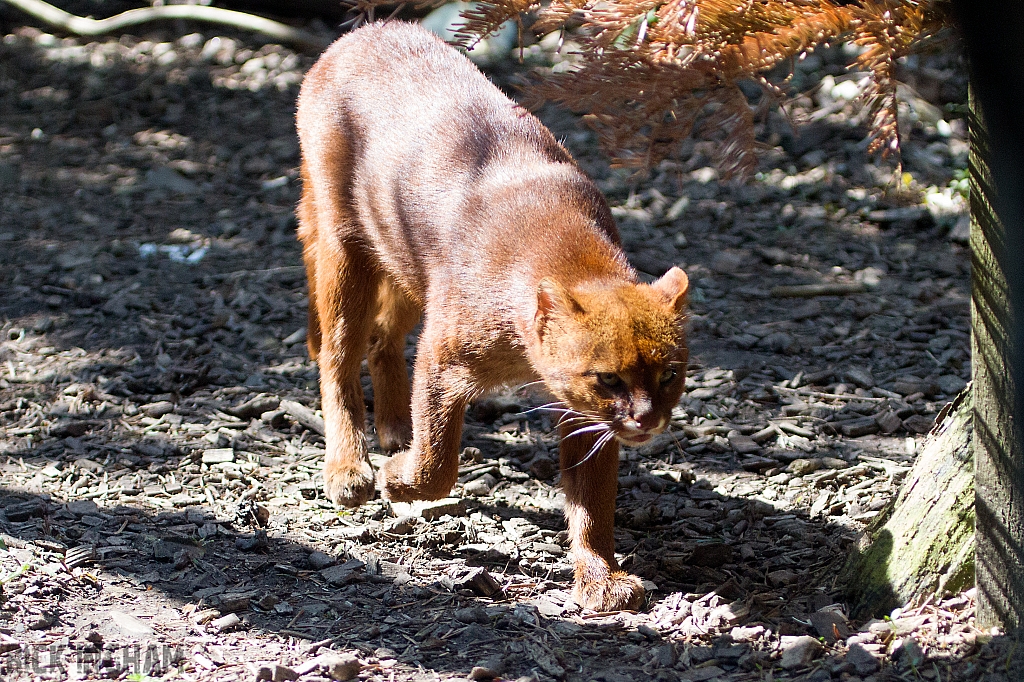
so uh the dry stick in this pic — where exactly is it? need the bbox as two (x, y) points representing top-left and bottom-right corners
(773, 385), (889, 403)
(770, 282), (870, 298)
(2, 0), (330, 51)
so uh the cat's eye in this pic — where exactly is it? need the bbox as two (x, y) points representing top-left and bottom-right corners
(597, 372), (622, 388)
(659, 368), (677, 385)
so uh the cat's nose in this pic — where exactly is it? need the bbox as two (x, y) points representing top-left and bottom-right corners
(625, 412), (665, 433)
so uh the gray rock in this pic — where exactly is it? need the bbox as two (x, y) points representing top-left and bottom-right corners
(891, 636), (925, 669)
(758, 331), (795, 353)
(307, 551), (337, 570)
(323, 653), (361, 681)
(464, 473), (497, 496)
(787, 458), (823, 476)
(845, 642), (881, 675)
(271, 664), (299, 682)
(66, 500), (100, 516)
(455, 606), (490, 624)
(779, 635), (823, 670)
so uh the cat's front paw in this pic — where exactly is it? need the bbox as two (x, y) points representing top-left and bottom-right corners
(573, 572), (645, 612)
(323, 460), (375, 507)
(376, 450), (456, 502)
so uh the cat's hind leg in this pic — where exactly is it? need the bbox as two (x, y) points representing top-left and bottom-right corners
(367, 276), (420, 451)
(559, 426), (645, 612)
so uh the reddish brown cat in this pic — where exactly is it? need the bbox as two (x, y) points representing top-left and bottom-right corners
(295, 21), (689, 611)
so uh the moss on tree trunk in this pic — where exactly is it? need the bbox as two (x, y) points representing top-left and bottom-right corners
(843, 393), (975, 619)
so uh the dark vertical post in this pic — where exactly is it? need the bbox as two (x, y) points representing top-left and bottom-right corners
(952, 1), (1024, 630)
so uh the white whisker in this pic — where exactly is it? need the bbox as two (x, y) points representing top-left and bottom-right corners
(565, 429), (616, 470)
(563, 423), (610, 438)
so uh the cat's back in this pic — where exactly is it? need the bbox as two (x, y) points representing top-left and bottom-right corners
(298, 22), (521, 140)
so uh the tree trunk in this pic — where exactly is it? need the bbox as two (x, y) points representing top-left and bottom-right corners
(951, 0), (1024, 632)
(843, 392), (975, 619)
(969, 92), (1024, 631)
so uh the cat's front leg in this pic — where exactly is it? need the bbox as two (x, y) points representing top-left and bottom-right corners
(559, 425), (645, 612)
(376, 352), (474, 502)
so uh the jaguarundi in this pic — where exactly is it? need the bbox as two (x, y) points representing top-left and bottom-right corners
(295, 21), (689, 611)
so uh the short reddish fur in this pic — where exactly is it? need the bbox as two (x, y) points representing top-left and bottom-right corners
(296, 22), (689, 612)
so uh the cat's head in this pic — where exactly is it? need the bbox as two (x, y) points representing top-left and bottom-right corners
(533, 267), (689, 446)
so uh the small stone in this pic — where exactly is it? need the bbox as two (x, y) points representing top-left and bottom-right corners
(271, 664), (299, 682)
(787, 458), (822, 476)
(845, 642), (881, 675)
(455, 606), (490, 624)
(779, 635), (823, 670)
(386, 515), (418, 534)
(323, 653), (362, 681)
(768, 569), (799, 586)
(637, 624), (661, 639)
(202, 448), (235, 464)
(67, 500), (99, 516)
(758, 332), (795, 353)
(729, 625), (765, 642)
(307, 551), (336, 570)
(529, 457), (558, 480)
(469, 666), (500, 681)
(464, 474), (497, 496)
(891, 636), (924, 668)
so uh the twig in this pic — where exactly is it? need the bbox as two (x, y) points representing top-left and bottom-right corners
(2, 0), (330, 52)
(773, 386), (889, 403)
(770, 283), (869, 298)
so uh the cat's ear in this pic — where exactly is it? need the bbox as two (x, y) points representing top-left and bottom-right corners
(652, 267), (689, 313)
(536, 278), (584, 331)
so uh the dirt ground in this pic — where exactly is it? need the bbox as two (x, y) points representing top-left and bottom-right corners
(0, 14), (1017, 682)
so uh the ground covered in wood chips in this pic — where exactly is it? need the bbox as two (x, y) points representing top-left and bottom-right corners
(0, 16), (1019, 682)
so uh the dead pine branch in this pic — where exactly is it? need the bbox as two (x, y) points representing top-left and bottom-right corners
(1, 0), (331, 52)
